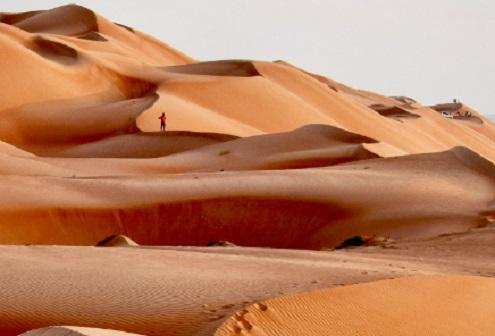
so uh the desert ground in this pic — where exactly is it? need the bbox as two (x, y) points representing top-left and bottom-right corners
(0, 4), (494, 336)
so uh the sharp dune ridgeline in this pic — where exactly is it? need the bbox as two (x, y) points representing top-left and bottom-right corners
(0, 4), (494, 336)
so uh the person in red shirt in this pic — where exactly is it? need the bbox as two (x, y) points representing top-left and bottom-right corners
(158, 112), (167, 132)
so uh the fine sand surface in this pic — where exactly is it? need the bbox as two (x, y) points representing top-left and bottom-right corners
(1, 5), (495, 161)
(1, 224), (494, 336)
(1, 4), (495, 336)
(215, 276), (495, 336)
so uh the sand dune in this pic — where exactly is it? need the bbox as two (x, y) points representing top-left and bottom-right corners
(1, 4), (495, 336)
(49, 131), (239, 158)
(0, 146), (492, 248)
(216, 276), (495, 336)
(118, 124), (380, 172)
(0, 125), (376, 174)
(2, 5), (495, 161)
(1, 5), (98, 36)
(0, 94), (158, 152)
(1, 223), (494, 336)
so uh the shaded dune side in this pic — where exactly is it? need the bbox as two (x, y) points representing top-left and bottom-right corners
(0, 94), (158, 150)
(0, 5), (99, 36)
(152, 124), (380, 172)
(0, 124), (377, 176)
(30, 36), (79, 65)
(0, 198), (352, 248)
(48, 131), (240, 158)
(162, 60), (261, 77)
(215, 276), (495, 336)
(20, 327), (145, 336)
(0, 11), (43, 25)
(0, 147), (493, 248)
(267, 61), (495, 162)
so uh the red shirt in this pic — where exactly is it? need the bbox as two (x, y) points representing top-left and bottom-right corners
(159, 115), (167, 123)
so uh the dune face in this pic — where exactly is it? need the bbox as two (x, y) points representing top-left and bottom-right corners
(1, 4), (495, 336)
(0, 5), (98, 36)
(0, 146), (493, 248)
(0, 5), (494, 247)
(215, 276), (495, 336)
(2, 224), (495, 336)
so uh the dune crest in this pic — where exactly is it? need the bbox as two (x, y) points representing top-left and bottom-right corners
(0, 4), (494, 336)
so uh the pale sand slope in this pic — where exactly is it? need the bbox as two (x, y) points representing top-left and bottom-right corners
(132, 124), (379, 172)
(20, 327), (144, 336)
(139, 60), (495, 161)
(0, 147), (493, 247)
(0, 124), (378, 176)
(215, 276), (495, 336)
(47, 131), (239, 158)
(1, 6), (495, 163)
(30, 124), (379, 173)
(1, 224), (494, 336)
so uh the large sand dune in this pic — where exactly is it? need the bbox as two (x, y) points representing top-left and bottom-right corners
(0, 146), (492, 247)
(1, 4), (495, 336)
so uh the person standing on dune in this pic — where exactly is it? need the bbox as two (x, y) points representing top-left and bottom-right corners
(159, 112), (167, 132)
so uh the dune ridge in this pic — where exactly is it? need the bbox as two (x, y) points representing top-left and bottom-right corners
(0, 146), (492, 248)
(0, 4), (494, 336)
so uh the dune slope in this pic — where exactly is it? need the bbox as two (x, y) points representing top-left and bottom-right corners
(0, 147), (492, 248)
(216, 276), (495, 336)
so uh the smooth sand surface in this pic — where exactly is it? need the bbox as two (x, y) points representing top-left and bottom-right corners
(0, 147), (493, 247)
(1, 4), (495, 336)
(2, 5), (495, 161)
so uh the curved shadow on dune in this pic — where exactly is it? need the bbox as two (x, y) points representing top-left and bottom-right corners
(0, 94), (158, 148)
(49, 131), (239, 158)
(162, 60), (261, 77)
(0, 198), (354, 249)
(1, 4), (98, 36)
(0, 10), (43, 25)
(30, 36), (78, 65)
(0, 67), (159, 151)
(368, 104), (420, 120)
(155, 124), (380, 172)
(0, 148), (492, 248)
(453, 115), (483, 124)
(451, 146), (495, 178)
(77, 32), (108, 42)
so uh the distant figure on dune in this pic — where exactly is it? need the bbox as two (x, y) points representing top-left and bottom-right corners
(158, 112), (167, 132)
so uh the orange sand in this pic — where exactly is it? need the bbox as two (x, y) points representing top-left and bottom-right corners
(216, 276), (495, 336)
(0, 4), (494, 336)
